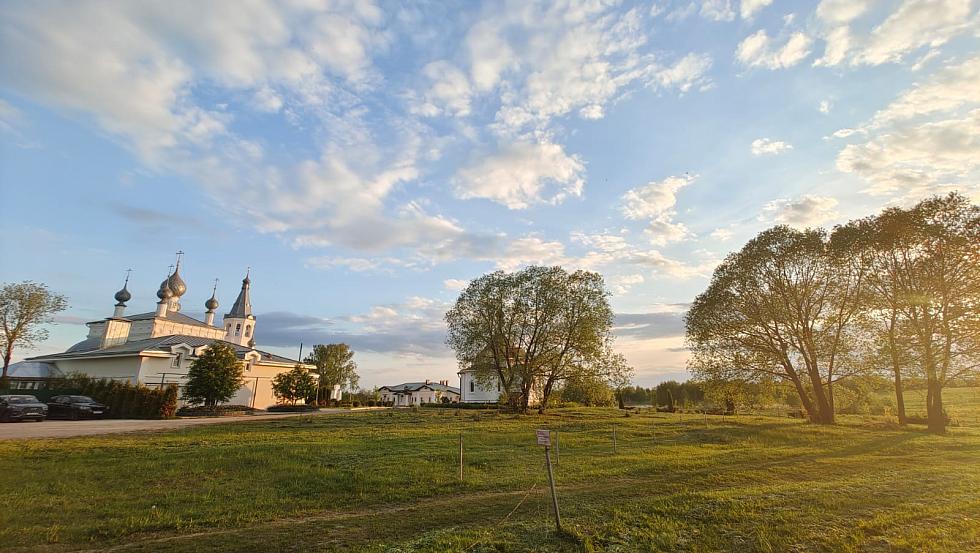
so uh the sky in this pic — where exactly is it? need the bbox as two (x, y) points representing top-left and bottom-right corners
(0, 0), (977, 388)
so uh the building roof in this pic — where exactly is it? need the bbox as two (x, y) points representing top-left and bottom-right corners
(379, 382), (460, 394)
(28, 334), (300, 365)
(226, 273), (253, 319)
(85, 311), (214, 329)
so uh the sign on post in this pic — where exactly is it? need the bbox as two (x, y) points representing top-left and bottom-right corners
(536, 429), (562, 532)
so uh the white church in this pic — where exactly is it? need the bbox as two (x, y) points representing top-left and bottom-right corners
(28, 257), (314, 408)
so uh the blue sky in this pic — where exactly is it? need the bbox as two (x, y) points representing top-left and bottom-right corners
(1, 0), (978, 387)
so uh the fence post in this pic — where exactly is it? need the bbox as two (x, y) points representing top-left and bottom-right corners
(612, 426), (617, 455)
(458, 431), (464, 481)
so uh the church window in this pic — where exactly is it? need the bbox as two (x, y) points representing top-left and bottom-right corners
(469, 381), (474, 393)
(235, 323), (241, 336)
(245, 325), (251, 337)
(171, 353), (183, 368)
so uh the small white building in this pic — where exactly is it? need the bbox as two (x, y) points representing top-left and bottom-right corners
(458, 366), (541, 404)
(379, 380), (460, 406)
(28, 260), (312, 409)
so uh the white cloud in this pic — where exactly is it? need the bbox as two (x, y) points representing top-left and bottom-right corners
(762, 195), (840, 227)
(572, 231), (716, 279)
(649, 53), (713, 93)
(709, 227), (734, 241)
(814, 0), (978, 67)
(834, 58), (980, 201)
(412, 60), (473, 117)
(492, 236), (569, 271)
(700, 0), (735, 22)
(751, 138), (794, 155)
(740, 0), (774, 19)
(453, 140), (585, 209)
(621, 175), (694, 246)
(611, 273), (645, 295)
(819, 100), (832, 114)
(443, 279), (469, 291)
(736, 30), (813, 69)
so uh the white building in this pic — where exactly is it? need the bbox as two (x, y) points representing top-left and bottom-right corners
(28, 259), (312, 409)
(379, 380), (460, 406)
(457, 366), (540, 405)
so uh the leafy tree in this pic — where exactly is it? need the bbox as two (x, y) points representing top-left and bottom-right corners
(686, 226), (865, 424)
(700, 378), (775, 414)
(446, 266), (621, 413)
(0, 281), (68, 380)
(304, 343), (359, 404)
(182, 343), (244, 407)
(272, 364), (318, 405)
(848, 194), (979, 433)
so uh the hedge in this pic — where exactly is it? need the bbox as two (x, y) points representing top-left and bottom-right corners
(48, 374), (178, 419)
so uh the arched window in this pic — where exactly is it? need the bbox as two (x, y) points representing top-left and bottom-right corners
(244, 325), (251, 337)
(235, 323), (241, 336)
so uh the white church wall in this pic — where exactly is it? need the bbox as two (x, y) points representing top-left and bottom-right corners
(53, 356), (143, 384)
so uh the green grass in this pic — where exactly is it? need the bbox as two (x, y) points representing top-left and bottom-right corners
(1, 400), (978, 552)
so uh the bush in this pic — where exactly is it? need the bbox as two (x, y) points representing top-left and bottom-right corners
(266, 404), (318, 412)
(176, 405), (258, 417)
(422, 402), (497, 410)
(352, 401), (361, 407)
(49, 374), (177, 419)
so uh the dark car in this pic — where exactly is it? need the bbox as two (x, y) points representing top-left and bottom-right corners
(0, 395), (48, 422)
(46, 395), (109, 420)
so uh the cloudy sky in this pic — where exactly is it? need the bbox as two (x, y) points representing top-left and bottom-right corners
(1, 0), (977, 387)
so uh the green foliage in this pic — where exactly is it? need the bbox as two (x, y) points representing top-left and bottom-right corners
(48, 373), (177, 419)
(272, 364), (318, 405)
(560, 374), (616, 406)
(181, 342), (244, 407)
(0, 281), (68, 377)
(446, 266), (626, 413)
(304, 343), (360, 403)
(700, 378), (775, 414)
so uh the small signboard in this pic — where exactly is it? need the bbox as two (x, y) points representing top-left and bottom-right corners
(536, 428), (551, 446)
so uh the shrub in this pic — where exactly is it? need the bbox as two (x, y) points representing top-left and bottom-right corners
(49, 373), (177, 419)
(266, 404), (318, 412)
(352, 401), (361, 407)
(176, 404), (257, 417)
(183, 343), (244, 407)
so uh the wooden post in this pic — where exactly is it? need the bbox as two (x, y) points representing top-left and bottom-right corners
(458, 431), (463, 481)
(544, 445), (562, 532)
(612, 426), (617, 454)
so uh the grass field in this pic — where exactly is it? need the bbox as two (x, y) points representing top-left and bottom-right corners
(1, 394), (979, 552)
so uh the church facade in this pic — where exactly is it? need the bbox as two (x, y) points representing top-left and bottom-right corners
(28, 259), (312, 409)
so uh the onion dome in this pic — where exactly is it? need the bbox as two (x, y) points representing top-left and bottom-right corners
(114, 283), (131, 305)
(166, 267), (187, 297)
(157, 282), (174, 300)
(205, 294), (219, 311)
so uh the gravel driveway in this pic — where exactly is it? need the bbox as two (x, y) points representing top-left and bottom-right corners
(0, 408), (361, 440)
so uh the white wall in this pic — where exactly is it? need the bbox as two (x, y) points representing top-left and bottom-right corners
(459, 371), (503, 403)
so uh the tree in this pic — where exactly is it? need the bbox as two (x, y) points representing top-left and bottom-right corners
(304, 343), (359, 404)
(850, 194), (980, 433)
(686, 226), (865, 425)
(560, 374), (616, 406)
(446, 266), (621, 413)
(272, 365), (318, 405)
(0, 281), (68, 380)
(182, 343), (244, 407)
(699, 378), (775, 414)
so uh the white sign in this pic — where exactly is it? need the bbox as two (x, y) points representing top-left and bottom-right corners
(536, 429), (551, 446)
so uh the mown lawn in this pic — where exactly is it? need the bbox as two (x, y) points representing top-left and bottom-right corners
(1, 402), (978, 552)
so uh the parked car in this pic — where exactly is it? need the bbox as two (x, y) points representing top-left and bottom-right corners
(0, 395), (48, 422)
(46, 395), (109, 420)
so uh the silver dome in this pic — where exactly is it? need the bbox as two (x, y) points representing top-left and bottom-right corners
(114, 284), (131, 304)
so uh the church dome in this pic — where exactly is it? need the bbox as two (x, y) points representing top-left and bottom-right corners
(166, 269), (187, 297)
(114, 284), (131, 304)
(205, 295), (219, 311)
(157, 282), (174, 300)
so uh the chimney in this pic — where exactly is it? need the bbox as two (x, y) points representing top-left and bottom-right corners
(425, 379), (431, 384)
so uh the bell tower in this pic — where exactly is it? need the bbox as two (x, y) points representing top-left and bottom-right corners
(223, 268), (256, 347)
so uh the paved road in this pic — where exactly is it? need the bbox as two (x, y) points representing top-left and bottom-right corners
(0, 409), (362, 440)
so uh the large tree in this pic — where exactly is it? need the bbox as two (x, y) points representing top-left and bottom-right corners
(686, 226), (865, 424)
(446, 266), (625, 413)
(847, 194), (980, 433)
(182, 343), (244, 407)
(0, 281), (68, 380)
(303, 343), (359, 404)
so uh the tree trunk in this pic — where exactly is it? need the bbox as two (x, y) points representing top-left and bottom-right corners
(537, 379), (555, 414)
(926, 375), (946, 434)
(2, 345), (12, 380)
(892, 366), (907, 425)
(805, 367), (835, 424)
(786, 370), (817, 423)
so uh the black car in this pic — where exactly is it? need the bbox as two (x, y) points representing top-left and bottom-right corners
(0, 395), (48, 422)
(46, 395), (109, 420)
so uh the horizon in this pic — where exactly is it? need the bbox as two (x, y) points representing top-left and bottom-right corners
(1, 0), (977, 389)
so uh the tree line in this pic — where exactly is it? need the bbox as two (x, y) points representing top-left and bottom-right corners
(686, 193), (980, 434)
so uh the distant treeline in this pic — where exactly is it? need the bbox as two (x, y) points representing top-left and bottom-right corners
(619, 381), (704, 407)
